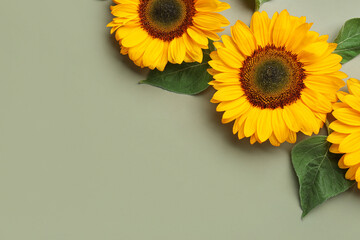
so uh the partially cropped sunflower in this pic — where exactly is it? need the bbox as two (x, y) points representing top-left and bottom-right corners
(208, 10), (346, 146)
(107, 0), (230, 71)
(328, 78), (360, 188)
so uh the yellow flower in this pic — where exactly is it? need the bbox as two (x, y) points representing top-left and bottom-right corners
(208, 10), (346, 146)
(107, 0), (230, 71)
(328, 78), (360, 189)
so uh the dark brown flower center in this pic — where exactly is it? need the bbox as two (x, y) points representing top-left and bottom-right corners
(239, 45), (306, 109)
(138, 0), (196, 41)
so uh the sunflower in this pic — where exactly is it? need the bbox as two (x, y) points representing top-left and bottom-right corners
(208, 10), (346, 146)
(327, 78), (360, 188)
(107, 0), (230, 71)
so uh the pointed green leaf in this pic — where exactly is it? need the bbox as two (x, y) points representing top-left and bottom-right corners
(291, 136), (354, 218)
(255, 0), (270, 11)
(334, 18), (360, 64)
(140, 41), (215, 95)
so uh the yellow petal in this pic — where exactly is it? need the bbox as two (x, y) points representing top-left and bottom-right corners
(282, 105), (300, 132)
(250, 134), (257, 144)
(327, 132), (349, 144)
(221, 35), (245, 61)
(303, 84), (337, 103)
(213, 0), (231, 11)
(237, 116), (247, 139)
(127, 35), (150, 61)
(113, 0), (139, 5)
(168, 37), (186, 64)
(210, 81), (239, 89)
(271, 9), (292, 47)
(347, 78), (360, 97)
(256, 109), (273, 142)
(213, 72), (240, 82)
(333, 108), (360, 126)
(231, 20), (257, 56)
(343, 94), (360, 112)
(286, 23), (312, 52)
(121, 28), (148, 48)
(332, 102), (349, 110)
(298, 42), (329, 63)
(338, 155), (347, 168)
(201, 29), (222, 41)
(216, 96), (247, 111)
(120, 46), (129, 55)
(272, 108), (289, 143)
(339, 131), (360, 153)
(329, 120), (360, 134)
(337, 91), (348, 102)
(214, 42), (225, 50)
(304, 54), (342, 72)
(355, 167), (360, 182)
(254, 132), (262, 143)
(313, 112), (326, 123)
(208, 60), (238, 73)
(268, 12), (279, 44)
(194, 12), (229, 28)
(142, 38), (164, 68)
(344, 151), (360, 166)
(330, 144), (341, 154)
(330, 71), (348, 79)
(222, 100), (251, 124)
(156, 42), (169, 71)
(345, 164), (360, 179)
(232, 117), (240, 134)
(194, 0), (219, 12)
(212, 86), (244, 101)
(111, 4), (138, 18)
(286, 130), (297, 143)
(301, 88), (332, 113)
(292, 30), (319, 53)
(244, 107), (261, 137)
(269, 133), (281, 146)
(305, 64), (342, 76)
(115, 26), (135, 41)
(182, 33), (203, 63)
(304, 75), (345, 90)
(207, 68), (219, 76)
(110, 25), (121, 34)
(291, 101), (320, 135)
(217, 48), (243, 68)
(250, 11), (270, 47)
(187, 27), (208, 46)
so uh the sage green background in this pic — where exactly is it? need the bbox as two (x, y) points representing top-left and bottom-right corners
(1, 0), (360, 239)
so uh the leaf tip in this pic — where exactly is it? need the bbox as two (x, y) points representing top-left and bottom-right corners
(139, 80), (146, 84)
(301, 210), (309, 219)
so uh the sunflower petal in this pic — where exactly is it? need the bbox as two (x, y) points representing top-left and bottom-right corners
(231, 20), (257, 56)
(333, 108), (360, 126)
(256, 109), (273, 142)
(244, 107), (261, 137)
(347, 78), (360, 97)
(250, 11), (270, 47)
(339, 132), (360, 153)
(344, 151), (360, 166)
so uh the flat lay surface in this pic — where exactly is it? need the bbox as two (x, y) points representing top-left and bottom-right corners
(1, 0), (360, 239)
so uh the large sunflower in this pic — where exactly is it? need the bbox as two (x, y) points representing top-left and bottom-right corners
(107, 0), (230, 71)
(328, 78), (360, 189)
(208, 10), (346, 146)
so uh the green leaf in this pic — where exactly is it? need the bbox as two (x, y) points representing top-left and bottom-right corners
(291, 136), (353, 218)
(334, 18), (360, 64)
(255, 0), (270, 11)
(140, 41), (215, 95)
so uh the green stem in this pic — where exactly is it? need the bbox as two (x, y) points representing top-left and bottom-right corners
(325, 119), (332, 135)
